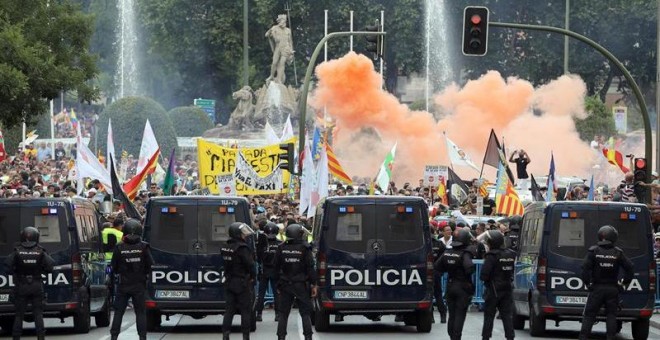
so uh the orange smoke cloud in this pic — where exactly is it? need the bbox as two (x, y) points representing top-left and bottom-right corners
(311, 52), (595, 184)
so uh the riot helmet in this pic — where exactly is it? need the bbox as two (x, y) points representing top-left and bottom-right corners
(508, 215), (522, 230)
(20, 226), (40, 247)
(123, 218), (143, 236)
(285, 223), (307, 241)
(451, 228), (472, 248)
(484, 230), (505, 250)
(264, 222), (280, 240)
(597, 225), (618, 245)
(228, 222), (254, 240)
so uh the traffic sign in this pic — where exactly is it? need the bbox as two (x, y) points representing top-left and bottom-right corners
(194, 98), (216, 124)
(194, 99), (216, 107)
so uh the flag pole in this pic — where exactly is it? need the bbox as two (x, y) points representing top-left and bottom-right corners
(443, 131), (455, 171)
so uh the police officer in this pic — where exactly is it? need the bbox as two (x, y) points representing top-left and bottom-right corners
(431, 229), (448, 323)
(579, 225), (634, 340)
(102, 216), (124, 260)
(434, 228), (474, 340)
(275, 224), (317, 340)
(5, 226), (54, 340)
(480, 230), (515, 340)
(222, 222), (256, 340)
(110, 218), (153, 340)
(256, 222), (282, 322)
(506, 215), (522, 252)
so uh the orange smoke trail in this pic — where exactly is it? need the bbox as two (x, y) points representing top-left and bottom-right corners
(311, 52), (595, 184)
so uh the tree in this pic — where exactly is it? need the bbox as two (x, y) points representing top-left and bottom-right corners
(167, 106), (214, 137)
(574, 96), (616, 142)
(96, 97), (178, 157)
(0, 1), (99, 128)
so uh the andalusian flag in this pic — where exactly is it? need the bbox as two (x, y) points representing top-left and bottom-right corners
(325, 143), (352, 184)
(161, 148), (176, 195)
(375, 143), (397, 192)
(495, 161), (524, 216)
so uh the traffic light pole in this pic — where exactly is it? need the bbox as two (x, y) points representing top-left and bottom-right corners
(297, 31), (386, 175)
(490, 21), (653, 202)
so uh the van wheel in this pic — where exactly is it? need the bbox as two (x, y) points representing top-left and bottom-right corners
(314, 309), (330, 332)
(0, 316), (13, 333)
(616, 320), (623, 334)
(528, 303), (545, 337)
(403, 313), (417, 326)
(632, 318), (650, 340)
(73, 292), (91, 333)
(146, 311), (161, 331)
(94, 296), (111, 327)
(416, 310), (432, 333)
(512, 305), (525, 330)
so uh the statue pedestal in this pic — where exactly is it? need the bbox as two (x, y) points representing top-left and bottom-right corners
(253, 81), (298, 131)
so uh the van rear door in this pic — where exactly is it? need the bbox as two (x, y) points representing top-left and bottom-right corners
(545, 204), (650, 310)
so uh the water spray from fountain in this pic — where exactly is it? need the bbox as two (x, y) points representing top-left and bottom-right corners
(425, 0), (454, 112)
(116, 0), (141, 98)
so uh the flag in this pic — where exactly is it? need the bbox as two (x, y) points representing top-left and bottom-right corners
(547, 152), (557, 202)
(587, 174), (595, 201)
(110, 156), (141, 220)
(107, 118), (116, 174)
(602, 148), (630, 173)
(161, 148), (176, 196)
(530, 174), (545, 201)
(326, 143), (352, 184)
(0, 128), (6, 163)
(482, 129), (515, 183)
(76, 132), (112, 195)
(281, 114), (294, 141)
(375, 143), (397, 192)
(308, 144), (329, 218)
(299, 144), (314, 215)
(123, 151), (160, 200)
(495, 161), (525, 216)
(311, 127), (322, 160)
(70, 108), (79, 131)
(478, 179), (491, 198)
(137, 119), (160, 175)
(447, 167), (470, 206)
(264, 122), (280, 145)
(437, 177), (448, 205)
(444, 133), (479, 172)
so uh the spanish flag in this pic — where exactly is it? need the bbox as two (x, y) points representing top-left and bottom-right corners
(602, 148), (629, 173)
(123, 151), (160, 200)
(325, 143), (352, 184)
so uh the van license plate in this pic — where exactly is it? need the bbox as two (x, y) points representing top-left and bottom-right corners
(155, 290), (190, 299)
(0, 294), (8, 303)
(333, 290), (369, 299)
(555, 296), (587, 305)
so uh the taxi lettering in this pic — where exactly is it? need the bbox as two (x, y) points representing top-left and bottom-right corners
(330, 269), (423, 286)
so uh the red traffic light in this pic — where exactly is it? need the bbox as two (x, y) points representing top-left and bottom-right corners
(635, 158), (646, 170)
(470, 14), (482, 25)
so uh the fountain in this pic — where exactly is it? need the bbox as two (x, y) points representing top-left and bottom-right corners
(425, 0), (454, 112)
(115, 0), (140, 98)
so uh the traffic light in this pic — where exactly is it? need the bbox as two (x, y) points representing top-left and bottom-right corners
(462, 6), (489, 56)
(364, 20), (384, 60)
(278, 143), (295, 174)
(634, 158), (647, 183)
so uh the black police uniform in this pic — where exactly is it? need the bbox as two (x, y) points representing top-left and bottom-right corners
(431, 236), (448, 323)
(5, 227), (54, 340)
(434, 230), (475, 340)
(221, 230), (256, 339)
(480, 237), (516, 340)
(256, 230), (282, 320)
(110, 221), (154, 340)
(275, 225), (316, 340)
(579, 227), (634, 340)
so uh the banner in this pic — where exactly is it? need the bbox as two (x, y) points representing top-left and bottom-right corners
(197, 138), (293, 195)
(423, 165), (449, 187)
(216, 174), (236, 196)
(234, 152), (283, 191)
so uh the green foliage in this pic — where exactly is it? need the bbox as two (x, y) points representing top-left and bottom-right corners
(0, 0), (99, 129)
(167, 106), (214, 137)
(96, 97), (178, 158)
(574, 96), (616, 142)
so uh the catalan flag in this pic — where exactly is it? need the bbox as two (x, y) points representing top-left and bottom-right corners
(602, 148), (629, 173)
(495, 161), (524, 216)
(325, 143), (352, 184)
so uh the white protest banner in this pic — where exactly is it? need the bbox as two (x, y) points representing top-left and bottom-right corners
(423, 165), (449, 187)
(216, 174), (236, 196)
(233, 152), (283, 191)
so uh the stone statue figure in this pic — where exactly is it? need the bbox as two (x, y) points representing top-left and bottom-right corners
(228, 86), (255, 130)
(265, 14), (294, 84)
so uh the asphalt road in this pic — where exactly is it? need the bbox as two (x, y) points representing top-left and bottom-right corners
(7, 309), (660, 339)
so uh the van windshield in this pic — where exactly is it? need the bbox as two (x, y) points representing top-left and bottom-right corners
(375, 205), (424, 253)
(549, 208), (648, 259)
(0, 206), (69, 254)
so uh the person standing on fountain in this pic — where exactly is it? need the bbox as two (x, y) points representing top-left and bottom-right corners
(265, 14), (294, 84)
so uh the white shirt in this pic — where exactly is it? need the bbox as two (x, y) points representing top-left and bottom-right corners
(441, 236), (452, 249)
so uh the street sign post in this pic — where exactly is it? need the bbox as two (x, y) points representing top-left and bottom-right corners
(194, 98), (216, 124)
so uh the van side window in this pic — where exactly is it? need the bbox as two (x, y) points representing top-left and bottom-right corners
(35, 215), (61, 243)
(337, 213), (362, 241)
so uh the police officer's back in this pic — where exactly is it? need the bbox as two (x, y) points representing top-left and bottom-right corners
(434, 228), (475, 340)
(480, 230), (516, 340)
(430, 232), (447, 323)
(275, 224), (317, 340)
(221, 222), (256, 340)
(506, 215), (522, 252)
(5, 226), (54, 340)
(579, 225), (634, 340)
(256, 222), (282, 322)
(110, 218), (153, 340)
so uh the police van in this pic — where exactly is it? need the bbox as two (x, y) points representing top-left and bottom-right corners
(513, 201), (655, 339)
(143, 196), (256, 331)
(0, 198), (112, 334)
(312, 196), (434, 333)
